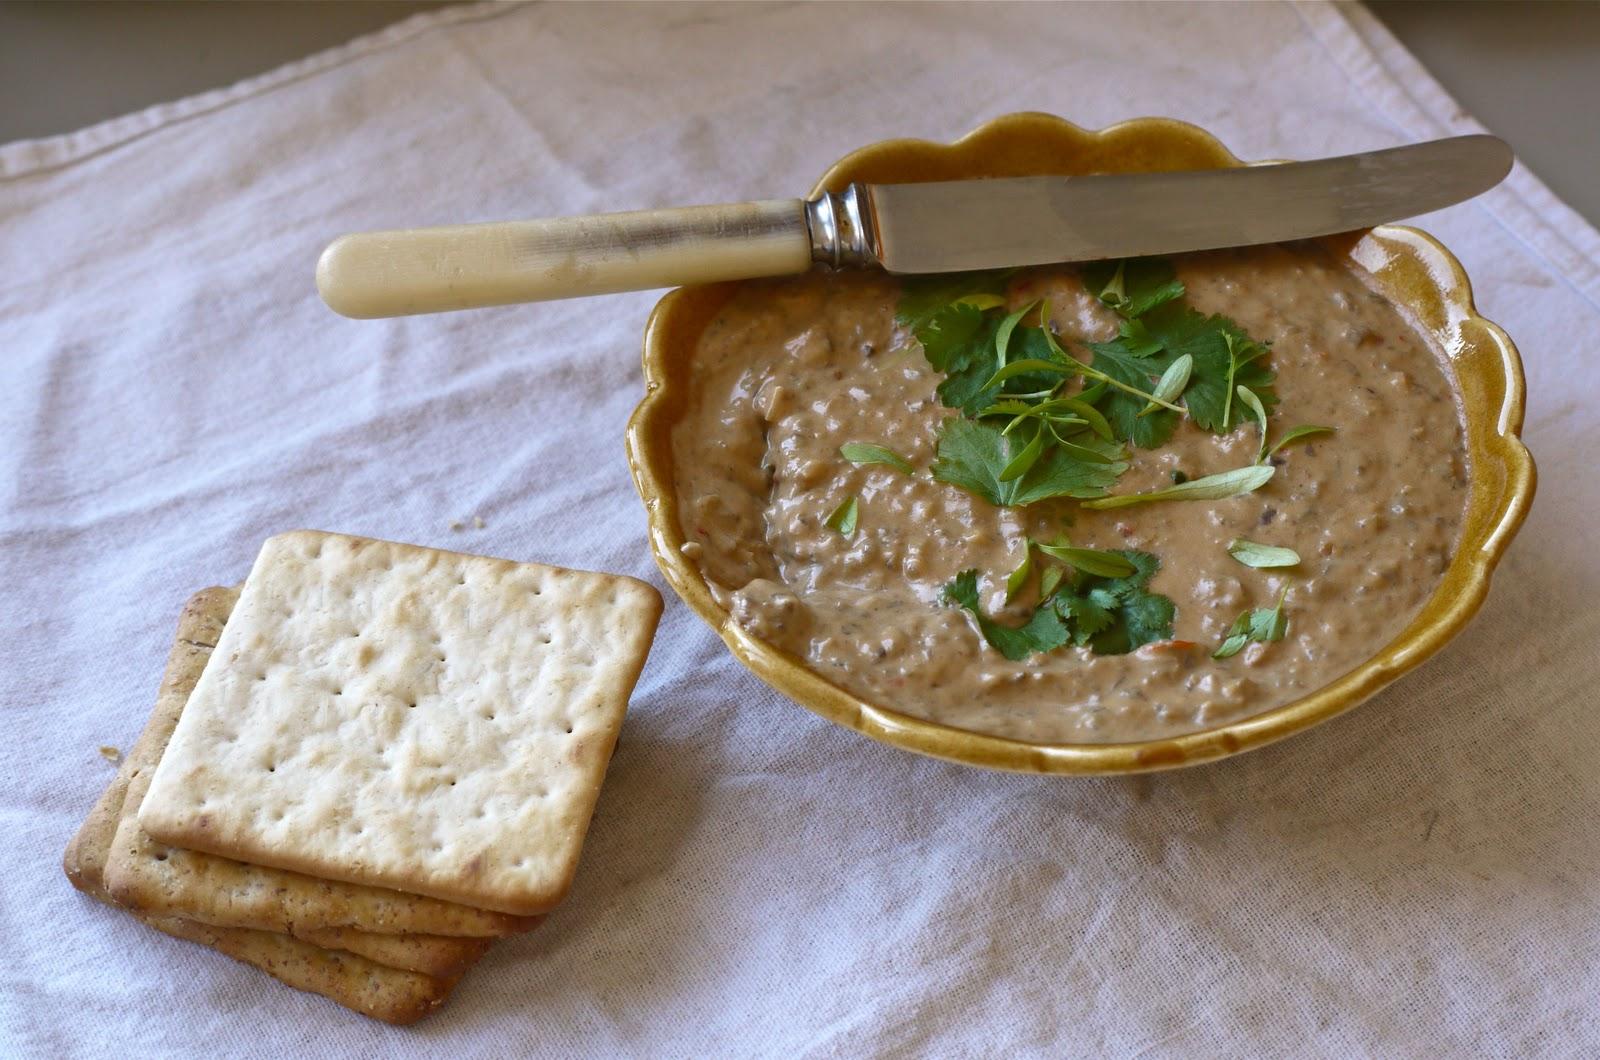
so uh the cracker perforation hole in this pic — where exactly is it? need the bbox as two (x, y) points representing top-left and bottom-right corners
(154, 853), (167, 862)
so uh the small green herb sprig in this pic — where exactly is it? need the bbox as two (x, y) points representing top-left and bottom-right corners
(1213, 584), (1291, 658)
(943, 548), (1176, 659)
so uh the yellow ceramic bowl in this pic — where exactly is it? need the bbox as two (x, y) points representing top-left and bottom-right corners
(625, 113), (1536, 774)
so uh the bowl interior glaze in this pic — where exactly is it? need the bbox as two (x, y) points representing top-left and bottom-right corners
(625, 113), (1535, 775)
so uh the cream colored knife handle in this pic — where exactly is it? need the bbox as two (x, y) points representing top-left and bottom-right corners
(317, 199), (819, 318)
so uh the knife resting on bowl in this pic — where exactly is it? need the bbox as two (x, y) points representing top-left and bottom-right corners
(315, 134), (1511, 319)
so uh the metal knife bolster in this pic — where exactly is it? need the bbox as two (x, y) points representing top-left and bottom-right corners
(805, 184), (879, 268)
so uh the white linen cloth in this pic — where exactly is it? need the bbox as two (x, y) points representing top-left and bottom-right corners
(4, 3), (1597, 1054)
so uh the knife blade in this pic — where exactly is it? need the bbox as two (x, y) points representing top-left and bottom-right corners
(316, 135), (1510, 318)
(869, 134), (1512, 273)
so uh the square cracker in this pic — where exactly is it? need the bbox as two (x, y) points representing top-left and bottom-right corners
(102, 587), (502, 977)
(64, 593), (463, 1024)
(105, 589), (532, 947)
(69, 792), (463, 1026)
(139, 531), (662, 916)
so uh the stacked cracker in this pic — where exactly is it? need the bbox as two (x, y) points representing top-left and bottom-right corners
(65, 531), (661, 1024)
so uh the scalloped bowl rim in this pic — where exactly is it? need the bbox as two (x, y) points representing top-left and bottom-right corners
(625, 113), (1536, 775)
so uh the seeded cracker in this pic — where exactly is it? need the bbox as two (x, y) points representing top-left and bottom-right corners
(64, 587), (461, 1024)
(139, 531), (662, 916)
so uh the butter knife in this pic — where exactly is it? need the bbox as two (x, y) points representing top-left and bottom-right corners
(316, 134), (1511, 319)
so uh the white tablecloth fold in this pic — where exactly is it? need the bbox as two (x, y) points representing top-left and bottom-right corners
(3, 2), (1597, 1055)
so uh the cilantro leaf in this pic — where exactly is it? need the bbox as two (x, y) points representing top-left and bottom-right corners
(1213, 584), (1290, 659)
(1138, 303), (1278, 433)
(1084, 337), (1179, 448)
(1083, 258), (1186, 318)
(1009, 441), (1129, 505)
(1094, 588), (1178, 655)
(913, 308), (1068, 418)
(1047, 549), (1175, 654)
(929, 417), (1013, 506)
(944, 549), (1176, 659)
(1056, 591), (1116, 644)
(943, 570), (1070, 660)
(912, 301), (996, 414)
(895, 271), (1013, 333)
(1079, 259), (1279, 435)
(916, 302), (989, 373)
(931, 418), (1126, 507)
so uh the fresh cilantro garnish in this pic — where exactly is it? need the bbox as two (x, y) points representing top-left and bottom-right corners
(942, 569), (1069, 660)
(1213, 584), (1290, 659)
(1074, 260), (1283, 442)
(839, 442), (915, 476)
(1083, 336), (1180, 449)
(912, 304), (1071, 418)
(1134, 303), (1279, 434)
(1048, 549), (1176, 654)
(1083, 258), (1186, 319)
(894, 271), (1013, 334)
(942, 549), (1175, 659)
(824, 495), (859, 537)
(931, 417), (1126, 507)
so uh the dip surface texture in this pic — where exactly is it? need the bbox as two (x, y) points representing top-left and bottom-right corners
(671, 246), (1469, 743)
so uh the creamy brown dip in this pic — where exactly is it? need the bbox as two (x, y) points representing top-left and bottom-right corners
(671, 245), (1468, 743)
